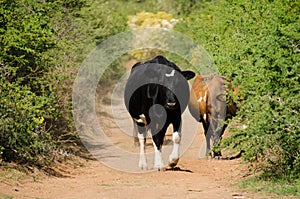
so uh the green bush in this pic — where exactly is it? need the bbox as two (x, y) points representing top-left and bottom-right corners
(0, 80), (56, 166)
(0, 0), (84, 167)
(0, 0), (55, 83)
(127, 11), (178, 61)
(0, 0), (159, 168)
(175, 0), (300, 179)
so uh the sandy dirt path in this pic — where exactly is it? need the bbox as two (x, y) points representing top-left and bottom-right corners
(0, 133), (262, 199)
(0, 94), (272, 199)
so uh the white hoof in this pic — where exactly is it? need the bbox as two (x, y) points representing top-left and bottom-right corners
(154, 162), (165, 171)
(139, 158), (147, 170)
(153, 150), (164, 170)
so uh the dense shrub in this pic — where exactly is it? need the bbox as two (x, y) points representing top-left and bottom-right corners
(0, 0), (56, 84)
(0, 80), (57, 165)
(0, 0), (157, 167)
(175, 0), (300, 179)
(127, 11), (178, 61)
(0, 0), (84, 166)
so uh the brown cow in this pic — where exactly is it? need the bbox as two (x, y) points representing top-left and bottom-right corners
(188, 75), (238, 158)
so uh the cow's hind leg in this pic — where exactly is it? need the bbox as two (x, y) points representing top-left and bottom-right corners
(137, 125), (147, 170)
(133, 119), (139, 146)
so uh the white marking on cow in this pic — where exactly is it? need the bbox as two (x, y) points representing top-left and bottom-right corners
(152, 141), (164, 170)
(134, 114), (147, 125)
(167, 102), (176, 107)
(197, 91), (207, 102)
(135, 118), (142, 123)
(169, 131), (181, 167)
(138, 132), (147, 170)
(203, 113), (207, 121)
(165, 69), (175, 77)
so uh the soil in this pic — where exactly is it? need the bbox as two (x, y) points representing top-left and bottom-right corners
(0, 60), (278, 199)
(0, 140), (267, 199)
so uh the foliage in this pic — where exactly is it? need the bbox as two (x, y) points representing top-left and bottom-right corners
(237, 176), (300, 197)
(175, 0), (300, 180)
(0, 79), (55, 166)
(127, 11), (178, 61)
(0, 0), (163, 168)
(0, 0), (56, 85)
(0, 0), (84, 166)
(128, 11), (175, 29)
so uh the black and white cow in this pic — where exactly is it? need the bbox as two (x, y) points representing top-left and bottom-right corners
(124, 56), (195, 170)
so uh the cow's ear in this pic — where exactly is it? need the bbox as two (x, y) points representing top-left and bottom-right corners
(182, 70), (195, 80)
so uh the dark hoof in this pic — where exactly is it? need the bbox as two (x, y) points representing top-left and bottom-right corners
(169, 162), (177, 168)
(169, 158), (179, 168)
(211, 151), (222, 159)
(157, 167), (166, 172)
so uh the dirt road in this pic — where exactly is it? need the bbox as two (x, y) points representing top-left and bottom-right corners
(0, 127), (263, 199)
(0, 98), (271, 199)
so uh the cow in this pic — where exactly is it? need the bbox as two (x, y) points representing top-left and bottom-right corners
(188, 75), (238, 158)
(124, 55), (195, 170)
